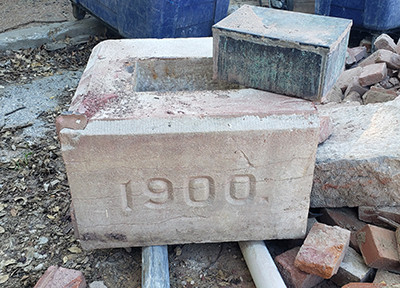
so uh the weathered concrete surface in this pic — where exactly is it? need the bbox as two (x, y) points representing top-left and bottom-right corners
(311, 99), (400, 207)
(0, 18), (106, 51)
(58, 38), (319, 249)
(213, 5), (352, 102)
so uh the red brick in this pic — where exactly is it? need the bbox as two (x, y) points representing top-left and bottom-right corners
(347, 46), (367, 63)
(359, 63), (387, 86)
(318, 208), (366, 253)
(34, 266), (86, 288)
(359, 50), (380, 68)
(275, 247), (324, 288)
(344, 77), (368, 98)
(342, 284), (386, 288)
(335, 66), (362, 92)
(376, 49), (400, 69)
(362, 86), (398, 104)
(356, 224), (400, 272)
(318, 116), (333, 144)
(374, 34), (397, 53)
(294, 223), (351, 279)
(321, 84), (343, 104)
(343, 91), (362, 104)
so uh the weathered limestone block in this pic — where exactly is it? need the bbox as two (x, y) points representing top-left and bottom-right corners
(213, 5), (352, 102)
(58, 38), (319, 249)
(312, 99), (400, 207)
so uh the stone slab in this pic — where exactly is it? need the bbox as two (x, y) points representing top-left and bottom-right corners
(58, 38), (319, 249)
(311, 99), (400, 207)
(212, 5), (352, 102)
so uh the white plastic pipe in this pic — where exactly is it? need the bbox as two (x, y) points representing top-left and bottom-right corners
(142, 245), (170, 288)
(239, 241), (286, 288)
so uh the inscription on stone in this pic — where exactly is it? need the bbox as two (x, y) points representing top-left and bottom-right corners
(228, 175), (255, 205)
(122, 175), (258, 209)
(187, 177), (215, 207)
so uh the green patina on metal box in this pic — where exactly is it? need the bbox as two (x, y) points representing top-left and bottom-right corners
(213, 5), (352, 102)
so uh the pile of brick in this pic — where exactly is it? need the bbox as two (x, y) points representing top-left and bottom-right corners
(274, 207), (400, 287)
(323, 33), (400, 105)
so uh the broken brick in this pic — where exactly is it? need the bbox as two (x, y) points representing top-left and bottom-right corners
(359, 63), (387, 87)
(374, 34), (397, 53)
(343, 91), (362, 104)
(318, 207), (366, 253)
(344, 77), (369, 98)
(362, 86), (398, 104)
(335, 67), (363, 93)
(294, 223), (350, 279)
(358, 206), (400, 228)
(321, 84), (343, 104)
(347, 46), (367, 63)
(356, 224), (400, 272)
(375, 49), (400, 69)
(275, 246), (324, 288)
(34, 266), (86, 288)
(360, 38), (372, 53)
(359, 50), (380, 68)
(396, 38), (400, 55)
